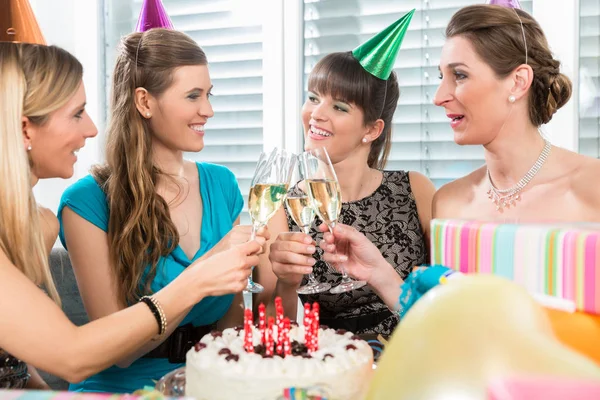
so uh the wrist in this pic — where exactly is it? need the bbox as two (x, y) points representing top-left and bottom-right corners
(275, 278), (300, 294)
(139, 295), (167, 340)
(155, 272), (203, 314)
(367, 258), (398, 290)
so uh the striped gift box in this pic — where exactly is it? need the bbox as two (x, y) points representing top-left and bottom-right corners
(430, 219), (600, 315)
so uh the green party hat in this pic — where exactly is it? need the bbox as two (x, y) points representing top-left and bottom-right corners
(352, 9), (415, 80)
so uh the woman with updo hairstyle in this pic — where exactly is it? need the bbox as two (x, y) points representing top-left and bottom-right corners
(432, 4), (600, 222)
(306, 4), (600, 329)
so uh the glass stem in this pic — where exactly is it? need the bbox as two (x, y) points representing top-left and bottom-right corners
(328, 222), (350, 280)
(247, 224), (259, 285)
(303, 226), (319, 285)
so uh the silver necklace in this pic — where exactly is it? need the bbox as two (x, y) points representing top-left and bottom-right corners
(486, 139), (551, 211)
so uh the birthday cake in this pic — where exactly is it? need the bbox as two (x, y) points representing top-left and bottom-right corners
(185, 301), (373, 400)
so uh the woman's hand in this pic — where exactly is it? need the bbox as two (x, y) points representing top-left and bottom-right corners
(208, 225), (270, 257)
(187, 239), (265, 297)
(318, 223), (390, 284)
(268, 232), (316, 288)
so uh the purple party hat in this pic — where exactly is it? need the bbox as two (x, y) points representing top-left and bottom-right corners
(135, 0), (174, 32)
(488, 0), (523, 9)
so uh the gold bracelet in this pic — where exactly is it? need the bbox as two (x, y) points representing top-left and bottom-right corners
(140, 295), (167, 340)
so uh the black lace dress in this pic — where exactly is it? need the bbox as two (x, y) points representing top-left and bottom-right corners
(286, 171), (428, 336)
(0, 350), (29, 389)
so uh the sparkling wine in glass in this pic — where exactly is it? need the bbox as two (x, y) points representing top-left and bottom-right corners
(244, 148), (295, 293)
(302, 147), (367, 294)
(285, 159), (332, 294)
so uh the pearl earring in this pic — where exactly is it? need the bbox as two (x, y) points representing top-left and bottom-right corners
(362, 138), (368, 143)
(146, 112), (151, 117)
(508, 95), (516, 103)
(27, 145), (32, 151)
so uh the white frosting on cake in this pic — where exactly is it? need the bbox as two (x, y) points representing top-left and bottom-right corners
(185, 325), (373, 400)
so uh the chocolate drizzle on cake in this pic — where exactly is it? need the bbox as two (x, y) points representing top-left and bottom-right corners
(194, 342), (207, 352)
(291, 341), (309, 356)
(253, 344), (265, 354)
(225, 354), (239, 362)
(210, 330), (223, 338)
(218, 348), (232, 356)
(345, 344), (357, 351)
(250, 339), (312, 358)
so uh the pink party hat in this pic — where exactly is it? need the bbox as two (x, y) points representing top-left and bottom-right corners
(135, 0), (174, 32)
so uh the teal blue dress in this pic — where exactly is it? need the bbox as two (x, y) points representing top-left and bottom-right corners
(57, 162), (244, 393)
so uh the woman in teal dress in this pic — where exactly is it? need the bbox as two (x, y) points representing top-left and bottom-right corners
(0, 40), (260, 390)
(58, 29), (265, 393)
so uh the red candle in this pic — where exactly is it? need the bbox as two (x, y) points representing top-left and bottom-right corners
(312, 303), (320, 351)
(303, 303), (311, 331)
(283, 317), (291, 356)
(258, 303), (266, 346)
(304, 304), (312, 351)
(276, 304), (284, 355)
(244, 308), (254, 353)
(266, 316), (275, 356)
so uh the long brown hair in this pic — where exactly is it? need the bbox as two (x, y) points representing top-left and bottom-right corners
(446, 5), (572, 126)
(307, 51), (400, 169)
(92, 29), (208, 305)
(0, 43), (83, 305)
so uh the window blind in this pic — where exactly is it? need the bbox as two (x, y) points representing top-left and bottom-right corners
(104, 0), (264, 223)
(304, 0), (533, 187)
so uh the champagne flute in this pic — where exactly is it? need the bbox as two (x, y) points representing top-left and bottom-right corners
(245, 148), (296, 293)
(301, 147), (367, 294)
(286, 156), (332, 294)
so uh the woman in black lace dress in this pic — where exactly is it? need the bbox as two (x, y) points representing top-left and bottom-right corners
(255, 14), (436, 336)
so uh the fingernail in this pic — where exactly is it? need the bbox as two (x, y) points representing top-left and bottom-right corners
(305, 268), (313, 274)
(308, 258), (316, 265)
(339, 255), (348, 262)
(303, 236), (312, 244)
(307, 245), (316, 253)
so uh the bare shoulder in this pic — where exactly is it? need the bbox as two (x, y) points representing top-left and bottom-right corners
(407, 171), (436, 194)
(432, 166), (485, 218)
(569, 153), (600, 208)
(407, 171), (436, 212)
(38, 206), (59, 242)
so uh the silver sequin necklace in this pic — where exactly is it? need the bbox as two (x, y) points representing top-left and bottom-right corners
(486, 139), (551, 211)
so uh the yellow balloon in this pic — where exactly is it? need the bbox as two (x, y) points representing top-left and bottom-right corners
(367, 275), (600, 400)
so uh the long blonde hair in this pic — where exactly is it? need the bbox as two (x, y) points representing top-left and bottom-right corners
(92, 29), (208, 305)
(0, 43), (83, 304)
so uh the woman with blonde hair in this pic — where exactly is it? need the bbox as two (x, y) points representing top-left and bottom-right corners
(0, 42), (261, 390)
(59, 28), (267, 392)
